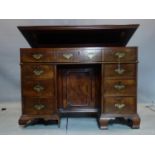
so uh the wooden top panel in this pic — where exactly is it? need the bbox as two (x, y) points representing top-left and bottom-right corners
(18, 25), (139, 48)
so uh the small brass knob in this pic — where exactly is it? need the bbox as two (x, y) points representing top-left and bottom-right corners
(33, 84), (44, 92)
(34, 104), (45, 110)
(114, 82), (125, 90)
(32, 54), (43, 60)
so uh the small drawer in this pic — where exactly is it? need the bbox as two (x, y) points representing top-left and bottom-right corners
(79, 49), (102, 62)
(104, 79), (136, 96)
(23, 97), (56, 115)
(103, 48), (137, 62)
(103, 97), (136, 114)
(104, 63), (137, 78)
(55, 48), (79, 62)
(22, 79), (55, 97)
(20, 49), (55, 62)
(21, 64), (55, 79)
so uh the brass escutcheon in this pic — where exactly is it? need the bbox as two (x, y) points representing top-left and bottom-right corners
(115, 52), (126, 59)
(34, 104), (45, 110)
(63, 53), (73, 59)
(115, 103), (125, 109)
(114, 82), (125, 90)
(32, 54), (43, 60)
(33, 84), (44, 92)
(33, 69), (44, 76)
(87, 53), (95, 59)
(114, 68), (126, 75)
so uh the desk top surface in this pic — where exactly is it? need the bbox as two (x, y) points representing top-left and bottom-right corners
(18, 25), (139, 48)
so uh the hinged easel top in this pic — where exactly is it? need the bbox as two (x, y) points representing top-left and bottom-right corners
(18, 25), (139, 48)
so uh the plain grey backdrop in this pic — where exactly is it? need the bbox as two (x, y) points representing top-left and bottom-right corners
(0, 19), (155, 103)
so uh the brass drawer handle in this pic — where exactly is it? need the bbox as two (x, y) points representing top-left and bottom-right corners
(115, 52), (126, 59)
(114, 82), (125, 90)
(32, 54), (43, 60)
(33, 84), (44, 92)
(63, 53), (73, 59)
(87, 53), (95, 59)
(33, 69), (44, 76)
(115, 103), (125, 109)
(114, 68), (126, 75)
(34, 104), (45, 110)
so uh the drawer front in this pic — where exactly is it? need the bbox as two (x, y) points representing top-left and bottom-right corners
(79, 49), (102, 62)
(23, 97), (56, 115)
(22, 64), (54, 79)
(21, 49), (55, 62)
(22, 80), (55, 97)
(104, 63), (136, 78)
(104, 79), (136, 96)
(55, 48), (79, 62)
(103, 48), (137, 62)
(103, 97), (136, 114)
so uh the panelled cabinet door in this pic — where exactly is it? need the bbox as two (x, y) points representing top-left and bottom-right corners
(58, 66), (100, 111)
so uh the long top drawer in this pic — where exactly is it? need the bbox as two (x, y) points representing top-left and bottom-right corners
(20, 47), (137, 63)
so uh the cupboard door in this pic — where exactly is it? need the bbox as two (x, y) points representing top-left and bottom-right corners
(64, 69), (93, 108)
(58, 66), (100, 110)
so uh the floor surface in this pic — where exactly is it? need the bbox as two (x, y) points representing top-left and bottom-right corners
(0, 102), (155, 135)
